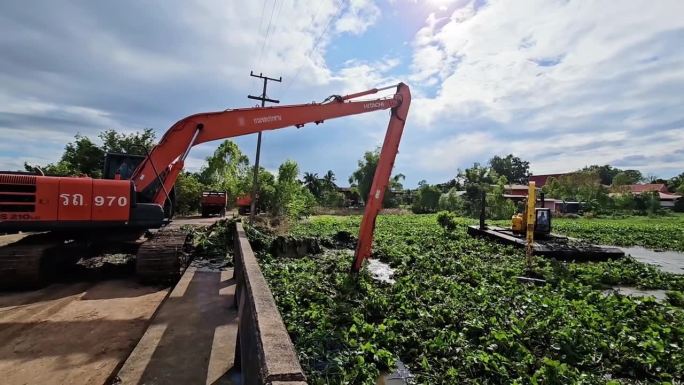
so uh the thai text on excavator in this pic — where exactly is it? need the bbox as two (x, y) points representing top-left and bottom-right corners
(253, 115), (282, 124)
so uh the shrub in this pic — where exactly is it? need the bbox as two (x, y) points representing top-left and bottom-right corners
(674, 198), (684, 213)
(438, 188), (466, 212)
(666, 291), (684, 307)
(411, 183), (442, 214)
(436, 211), (458, 231)
(175, 172), (205, 215)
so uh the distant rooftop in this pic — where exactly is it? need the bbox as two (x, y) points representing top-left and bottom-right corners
(627, 183), (668, 193)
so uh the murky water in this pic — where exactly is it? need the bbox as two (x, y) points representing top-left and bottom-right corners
(190, 257), (231, 271)
(607, 286), (669, 302)
(367, 259), (396, 284)
(616, 246), (684, 274)
(377, 359), (414, 385)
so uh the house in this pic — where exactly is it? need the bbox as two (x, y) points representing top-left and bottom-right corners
(659, 192), (682, 208)
(626, 183), (668, 194)
(502, 184), (578, 214)
(336, 186), (361, 207)
(503, 184), (530, 196)
(622, 183), (682, 208)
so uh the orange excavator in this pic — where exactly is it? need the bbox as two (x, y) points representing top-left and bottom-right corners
(0, 83), (411, 287)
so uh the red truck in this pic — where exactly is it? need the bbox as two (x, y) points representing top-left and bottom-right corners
(200, 191), (227, 217)
(236, 195), (252, 215)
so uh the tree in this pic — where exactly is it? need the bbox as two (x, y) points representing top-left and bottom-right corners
(544, 171), (609, 213)
(487, 176), (516, 219)
(250, 167), (277, 213)
(390, 173), (405, 191)
(384, 173), (405, 208)
(26, 134), (104, 177)
(199, 140), (250, 200)
(438, 188), (466, 212)
(644, 173), (660, 183)
(460, 163), (495, 217)
(633, 191), (661, 214)
(99, 128), (156, 154)
(457, 163), (514, 219)
(59, 135), (105, 177)
(175, 171), (205, 215)
(302, 172), (323, 198)
(612, 170), (642, 186)
(319, 170), (345, 207)
(436, 178), (461, 193)
(322, 170), (336, 190)
(411, 183), (442, 213)
(579, 165), (621, 185)
(623, 169), (644, 184)
(668, 172), (684, 194)
(612, 191), (636, 212)
(28, 129), (157, 178)
(348, 149), (403, 207)
(300, 170), (344, 207)
(488, 154), (530, 184)
(271, 160), (316, 218)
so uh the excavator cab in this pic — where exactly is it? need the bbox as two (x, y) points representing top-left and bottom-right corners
(534, 208), (551, 235)
(103, 153), (145, 180)
(103, 153), (175, 219)
(511, 183), (552, 237)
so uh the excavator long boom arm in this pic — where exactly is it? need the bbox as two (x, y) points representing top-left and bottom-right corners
(132, 83), (411, 272)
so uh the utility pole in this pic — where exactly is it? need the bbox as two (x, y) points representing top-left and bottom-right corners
(247, 71), (281, 223)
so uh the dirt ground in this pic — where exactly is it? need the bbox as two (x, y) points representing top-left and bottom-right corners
(0, 232), (30, 247)
(0, 216), (224, 385)
(0, 279), (169, 385)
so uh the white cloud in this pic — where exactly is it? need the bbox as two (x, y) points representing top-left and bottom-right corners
(410, 131), (496, 172)
(403, 126), (684, 178)
(2, 0), (683, 184)
(403, 0), (684, 178)
(335, 0), (382, 35)
(0, 0), (390, 172)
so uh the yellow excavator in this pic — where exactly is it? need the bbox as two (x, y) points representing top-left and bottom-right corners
(511, 182), (552, 237)
(468, 181), (623, 261)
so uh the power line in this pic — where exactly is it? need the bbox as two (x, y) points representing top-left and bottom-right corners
(252, 0), (269, 69)
(274, 0), (287, 31)
(257, 0), (268, 34)
(281, 0), (342, 99)
(259, 0), (287, 68)
(257, 0), (279, 67)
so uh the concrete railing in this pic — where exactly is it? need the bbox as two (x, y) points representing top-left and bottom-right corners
(233, 222), (308, 385)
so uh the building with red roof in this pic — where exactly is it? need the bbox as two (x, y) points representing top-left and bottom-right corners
(619, 183), (681, 208)
(626, 183), (669, 194)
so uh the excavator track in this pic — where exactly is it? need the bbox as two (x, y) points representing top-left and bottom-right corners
(136, 229), (190, 284)
(0, 233), (62, 289)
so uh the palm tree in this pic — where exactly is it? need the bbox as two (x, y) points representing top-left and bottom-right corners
(323, 170), (336, 189)
(302, 172), (322, 198)
(390, 173), (405, 191)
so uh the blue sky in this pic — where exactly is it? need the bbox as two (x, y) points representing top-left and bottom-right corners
(1, 0), (683, 186)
